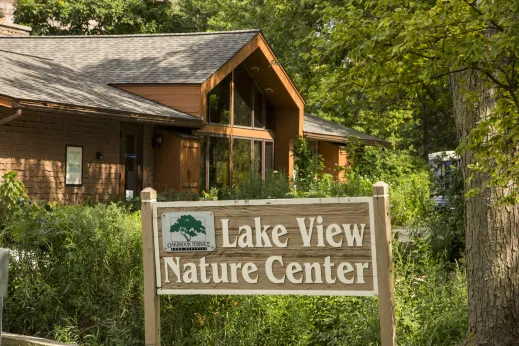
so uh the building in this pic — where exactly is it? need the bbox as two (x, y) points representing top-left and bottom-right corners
(0, 24), (388, 201)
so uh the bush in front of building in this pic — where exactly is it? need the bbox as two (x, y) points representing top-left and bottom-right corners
(0, 170), (467, 345)
(1, 201), (145, 345)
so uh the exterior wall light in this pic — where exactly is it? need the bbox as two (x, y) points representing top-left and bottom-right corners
(251, 66), (260, 72)
(265, 88), (274, 93)
(152, 134), (163, 148)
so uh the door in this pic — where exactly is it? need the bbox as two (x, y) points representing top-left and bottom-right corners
(181, 139), (200, 191)
(120, 123), (144, 199)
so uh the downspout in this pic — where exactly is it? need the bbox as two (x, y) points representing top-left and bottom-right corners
(0, 109), (22, 125)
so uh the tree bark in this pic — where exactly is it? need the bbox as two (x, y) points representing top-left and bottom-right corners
(450, 70), (519, 346)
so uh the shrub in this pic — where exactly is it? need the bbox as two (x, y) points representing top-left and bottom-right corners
(1, 202), (144, 345)
(219, 170), (291, 200)
(0, 171), (26, 224)
(0, 155), (466, 345)
(425, 166), (465, 262)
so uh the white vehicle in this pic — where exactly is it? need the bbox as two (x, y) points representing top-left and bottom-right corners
(428, 151), (459, 206)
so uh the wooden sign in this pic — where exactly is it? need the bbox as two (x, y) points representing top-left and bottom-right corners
(140, 182), (396, 346)
(154, 199), (376, 295)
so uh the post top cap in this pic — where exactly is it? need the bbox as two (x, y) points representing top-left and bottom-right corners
(140, 187), (157, 200)
(372, 181), (389, 195)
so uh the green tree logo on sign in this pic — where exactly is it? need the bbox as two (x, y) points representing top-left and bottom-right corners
(170, 215), (206, 241)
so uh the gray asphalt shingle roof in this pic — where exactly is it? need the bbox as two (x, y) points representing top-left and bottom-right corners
(0, 30), (260, 84)
(304, 113), (389, 145)
(0, 50), (200, 122)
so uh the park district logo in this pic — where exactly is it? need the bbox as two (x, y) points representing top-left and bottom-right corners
(162, 211), (216, 252)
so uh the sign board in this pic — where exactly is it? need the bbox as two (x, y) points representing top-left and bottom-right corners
(153, 199), (376, 295)
(140, 182), (396, 346)
(65, 145), (83, 186)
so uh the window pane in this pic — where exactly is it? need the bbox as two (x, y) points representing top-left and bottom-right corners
(209, 136), (229, 189)
(208, 74), (231, 125)
(266, 99), (276, 130)
(254, 140), (263, 177)
(232, 138), (252, 186)
(234, 65), (253, 127)
(265, 142), (274, 172)
(254, 84), (265, 128)
(200, 136), (207, 191)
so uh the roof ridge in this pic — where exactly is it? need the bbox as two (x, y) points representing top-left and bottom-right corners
(0, 29), (261, 39)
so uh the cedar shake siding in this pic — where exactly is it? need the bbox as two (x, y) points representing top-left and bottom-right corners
(0, 108), (153, 202)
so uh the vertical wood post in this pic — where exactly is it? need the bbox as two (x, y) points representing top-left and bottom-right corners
(141, 188), (160, 346)
(372, 181), (396, 346)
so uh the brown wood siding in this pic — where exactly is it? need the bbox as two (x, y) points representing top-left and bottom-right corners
(180, 140), (200, 193)
(319, 141), (348, 181)
(338, 146), (349, 182)
(0, 108), (121, 202)
(154, 131), (201, 194)
(154, 131), (181, 192)
(115, 84), (202, 118)
(275, 108), (301, 175)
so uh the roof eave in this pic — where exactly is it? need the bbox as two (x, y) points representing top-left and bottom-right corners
(15, 100), (203, 127)
(303, 131), (391, 148)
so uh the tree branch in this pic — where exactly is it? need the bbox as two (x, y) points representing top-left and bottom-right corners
(462, 0), (504, 32)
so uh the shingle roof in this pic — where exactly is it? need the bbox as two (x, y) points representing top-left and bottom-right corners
(0, 30), (260, 84)
(303, 113), (389, 145)
(0, 50), (201, 122)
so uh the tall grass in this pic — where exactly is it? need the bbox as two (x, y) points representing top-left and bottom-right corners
(1, 201), (467, 345)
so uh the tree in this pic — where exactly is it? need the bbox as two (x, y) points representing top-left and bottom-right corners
(14, 0), (210, 35)
(170, 215), (206, 241)
(306, 0), (519, 343)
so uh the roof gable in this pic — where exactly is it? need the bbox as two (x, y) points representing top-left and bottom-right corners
(0, 30), (260, 84)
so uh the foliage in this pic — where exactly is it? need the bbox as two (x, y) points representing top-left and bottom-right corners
(0, 171), (26, 224)
(426, 165), (465, 262)
(219, 170), (291, 200)
(351, 145), (435, 227)
(1, 202), (144, 345)
(200, 187), (219, 201)
(14, 0), (210, 35)
(0, 174), (467, 346)
(292, 136), (325, 194)
(158, 189), (199, 203)
(291, 138), (433, 227)
(170, 215), (206, 241)
(307, 0), (519, 202)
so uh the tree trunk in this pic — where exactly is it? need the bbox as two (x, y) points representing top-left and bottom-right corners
(451, 70), (519, 345)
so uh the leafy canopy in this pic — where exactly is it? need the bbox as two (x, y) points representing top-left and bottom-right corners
(306, 0), (519, 202)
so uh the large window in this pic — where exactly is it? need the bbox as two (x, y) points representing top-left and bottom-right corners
(206, 64), (276, 131)
(234, 65), (253, 127)
(254, 140), (263, 176)
(208, 136), (229, 189)
(266, 99), (276, 130)
(200, 135), (274, 191)
(265, 141), (274, 172)
(232, 138), (252, 186)
(208, 74), (231, 125)
(254, 83), (265, 128)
